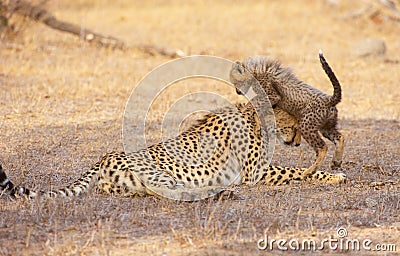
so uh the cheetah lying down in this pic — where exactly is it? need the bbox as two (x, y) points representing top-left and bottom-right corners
(230, 51), (345, 177)
(0, 104), (346, 201)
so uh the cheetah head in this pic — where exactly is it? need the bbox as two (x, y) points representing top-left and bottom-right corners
(274, 107), (301, 147)
(230, 61), (258, 96)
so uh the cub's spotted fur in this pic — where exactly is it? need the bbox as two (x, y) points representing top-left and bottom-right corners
(231, 51), (345, 177)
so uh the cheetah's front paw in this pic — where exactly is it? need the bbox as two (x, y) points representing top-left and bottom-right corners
(330, 160), (342, 169)
(330, 172), (346, 184)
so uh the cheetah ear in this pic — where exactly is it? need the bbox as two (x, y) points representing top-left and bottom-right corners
(232, 61), (245, 74)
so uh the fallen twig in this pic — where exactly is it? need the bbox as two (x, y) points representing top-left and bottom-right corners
(2, 0), (184, 58)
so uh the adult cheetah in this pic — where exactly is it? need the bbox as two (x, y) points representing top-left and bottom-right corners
(0, 104), (345, 201)
(230, 51), (345, 177)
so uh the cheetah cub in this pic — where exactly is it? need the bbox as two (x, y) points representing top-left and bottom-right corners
(230, 51), (345, 177)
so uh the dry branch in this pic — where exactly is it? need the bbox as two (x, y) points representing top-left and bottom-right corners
(1, 0), (184, 58)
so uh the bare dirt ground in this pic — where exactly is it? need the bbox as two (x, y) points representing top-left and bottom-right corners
(0, 0), (399, 255)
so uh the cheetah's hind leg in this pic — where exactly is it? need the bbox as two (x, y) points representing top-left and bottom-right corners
(148, 184), (226, 201)
(135, 168), (227, 201)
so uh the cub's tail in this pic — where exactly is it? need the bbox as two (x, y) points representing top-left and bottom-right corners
(319, 50), (342, 106)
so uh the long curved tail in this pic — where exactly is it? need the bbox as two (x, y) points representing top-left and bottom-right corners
(319, 50), (342, 106)
(0, 163), (99, 199)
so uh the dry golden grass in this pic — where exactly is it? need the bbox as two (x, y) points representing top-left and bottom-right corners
(1, 0), (399, 255)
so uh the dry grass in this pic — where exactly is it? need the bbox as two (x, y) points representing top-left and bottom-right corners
(0, 0), (399, 255)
